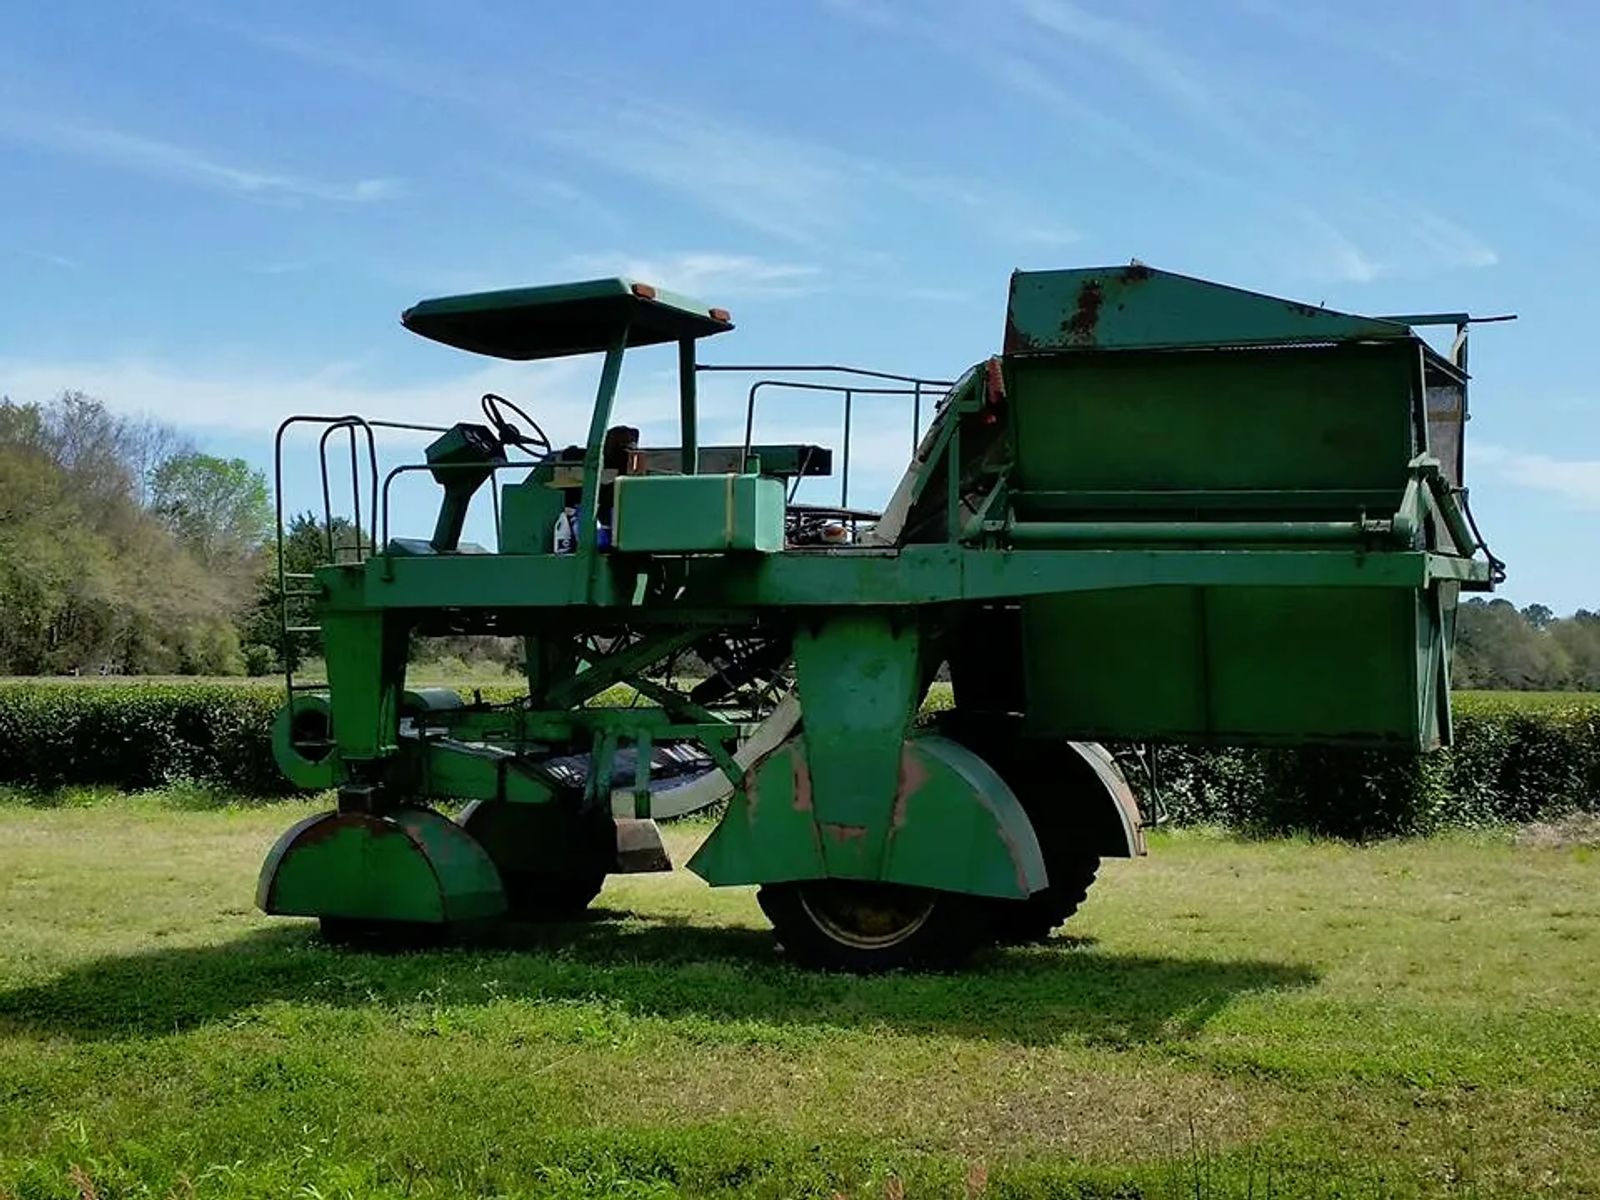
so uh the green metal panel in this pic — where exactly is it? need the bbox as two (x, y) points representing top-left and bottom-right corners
(792, 611), (924, 876)
(686, 740), (827, 886)
(1007, 344), (1418, 501)
(879, 734), (1046, 897)
(1000, 305), (1444, 748)
(687, 735), (1046, 899)
(256, 806), (505, 923)
(1003, 265), (1410, 353)
(612, 474), (785, 553)
(499, 478), (565, 554)
(352, 543), (1484, 611)
(319, 585), (409, 762)
(1019, 584), (1449, 748)
(416, 740), (557, 806)
(402, 278), (733, 361)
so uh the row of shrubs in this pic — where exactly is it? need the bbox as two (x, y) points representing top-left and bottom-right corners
(1, 682), (1595, 837)
(1123, 695), (1600, 836)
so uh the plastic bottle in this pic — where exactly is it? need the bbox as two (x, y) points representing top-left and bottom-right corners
(552, 506), (577, 555)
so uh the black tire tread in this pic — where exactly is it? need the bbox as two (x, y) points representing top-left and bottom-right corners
(756, 882), (985, 972)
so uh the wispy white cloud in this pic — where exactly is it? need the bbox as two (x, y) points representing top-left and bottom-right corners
(548, 99), (854, 246)
(1015, 0), (1217, 116)
(1401, 210), (1499, 270)
(558, 252), (823, 299)
(829, 0), (1498, 288)
(212, 16), (1073, 252)
(1293, 208), (1384, 284)
(0, 113), (399, 204)
(0, 352), (933, 506)
(0, 354), (603, 437)
(1472, 444), (1600, 509)
(10, 248), (80, 271)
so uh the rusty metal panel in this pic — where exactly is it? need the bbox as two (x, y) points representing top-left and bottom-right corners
(1004, 264), (1412, 354)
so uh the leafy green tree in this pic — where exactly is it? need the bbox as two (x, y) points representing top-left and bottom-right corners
(1521, 603), (1555, 631)
(150, 452), (272, 568)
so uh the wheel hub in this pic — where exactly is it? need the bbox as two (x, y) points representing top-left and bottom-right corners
(797, 881), (936, 949)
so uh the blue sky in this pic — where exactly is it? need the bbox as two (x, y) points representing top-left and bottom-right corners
(1, 1), (1595, 609)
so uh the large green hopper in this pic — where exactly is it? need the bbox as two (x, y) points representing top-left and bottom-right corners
(998, 265), (1476, 748)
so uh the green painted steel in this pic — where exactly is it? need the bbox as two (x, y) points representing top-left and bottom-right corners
(256, 805), (506, 923)
(687, 734), (1047, 899)
(271, 693), (339, 790)
(792, 612), (926, 875)
(498, 475), (565, 554)
(402, 278), (733, 360)
(1004, 265), (1409, 353)
(612, 474), (785, 553)
(996, 288), (1464, 749)
(257, 261), (1502, 947)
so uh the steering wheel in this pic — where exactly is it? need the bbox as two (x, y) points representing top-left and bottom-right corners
(481, 393), (551, 454)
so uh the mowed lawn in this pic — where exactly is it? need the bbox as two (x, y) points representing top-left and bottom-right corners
(1, 800), (1598, 1199)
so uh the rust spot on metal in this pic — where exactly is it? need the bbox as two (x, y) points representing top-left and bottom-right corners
(891, 745), (930, 832)
(1120, 262), (1152, 284)
(1061, 279), (1104, 344)
(819, 822), (869, 844)
(295, 813), (359, 847)
(970, 787), (1033, 895)
(742, 761), (760, 822)
(791, 747), (813, 813)
(1285, 301), (1324, 319)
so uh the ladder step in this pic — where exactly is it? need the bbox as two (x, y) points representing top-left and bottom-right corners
(285, 625), (323, 634)
(284, 589), (321, 599)
(287, 682), (329, 692)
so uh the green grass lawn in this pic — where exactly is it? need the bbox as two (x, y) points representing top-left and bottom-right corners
(1, 800), (1598, 1199)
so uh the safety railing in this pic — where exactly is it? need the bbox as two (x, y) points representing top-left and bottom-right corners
(273, 414), (457, 703)
(696, 364), (953, 509)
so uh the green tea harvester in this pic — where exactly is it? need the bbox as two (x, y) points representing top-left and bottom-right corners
(259, 266), (1500, 969)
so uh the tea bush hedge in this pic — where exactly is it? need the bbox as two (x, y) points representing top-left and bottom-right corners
(1, 682), (1595, 836)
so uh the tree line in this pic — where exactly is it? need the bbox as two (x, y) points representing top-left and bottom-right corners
(1, 390), (1595, 689)
(1452, 599), (1600, 692)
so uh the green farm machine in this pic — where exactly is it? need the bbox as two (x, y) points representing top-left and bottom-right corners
(259, 266), (1500, 970)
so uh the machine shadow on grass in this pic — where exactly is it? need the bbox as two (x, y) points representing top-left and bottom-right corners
(0, 907), (1317, 1049)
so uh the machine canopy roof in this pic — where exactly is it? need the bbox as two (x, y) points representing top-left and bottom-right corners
(401, 278), (733, 361)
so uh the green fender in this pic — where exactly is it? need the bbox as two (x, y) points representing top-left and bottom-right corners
(688, 734), (1047, 900)
(256, 805), (505, 924)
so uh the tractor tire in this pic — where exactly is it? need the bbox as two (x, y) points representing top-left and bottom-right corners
(456, 800), (613, 921)
(498, 865), (607, 919)
(756, 879), (986, 972)
(990, 854), (1099, 945)
(934, 712), (1105, 944)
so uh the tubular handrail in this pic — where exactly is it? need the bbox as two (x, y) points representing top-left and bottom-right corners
(274, 413), (459, 703)
(697, 363), (954, 387)
(379, 459), (533, 548)
(699, 363), (953, 508)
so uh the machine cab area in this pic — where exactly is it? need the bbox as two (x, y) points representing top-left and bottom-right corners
(399, 277), (841, 559)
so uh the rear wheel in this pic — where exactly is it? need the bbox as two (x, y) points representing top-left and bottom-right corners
(935, 712), (1105, 944)
(990, 854), (1099, 944)
(757, 879), (986, 972)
